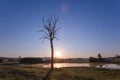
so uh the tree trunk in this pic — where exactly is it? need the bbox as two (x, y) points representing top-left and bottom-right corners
(50, 39), (54, 70)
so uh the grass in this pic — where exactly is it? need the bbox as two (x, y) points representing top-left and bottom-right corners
(0, 65), (120, 80)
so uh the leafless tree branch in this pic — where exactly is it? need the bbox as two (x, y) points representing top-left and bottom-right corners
(39, 15), (60, 69)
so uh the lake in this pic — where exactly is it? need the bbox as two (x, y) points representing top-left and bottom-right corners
(20, 63), (120, 69)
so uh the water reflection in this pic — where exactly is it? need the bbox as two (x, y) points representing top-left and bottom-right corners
(43, 63), (89, 68)
(55, 63), (61, 68)
(43, 63), (120, 69)
(89, 63), (120, 69)
(19, 63), (120, 69)
(89, 63), (105, 68)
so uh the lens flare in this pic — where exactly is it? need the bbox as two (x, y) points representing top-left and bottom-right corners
(60, 2), (69, 14)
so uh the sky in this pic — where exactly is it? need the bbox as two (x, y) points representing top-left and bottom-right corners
(0, 0), (120, 58)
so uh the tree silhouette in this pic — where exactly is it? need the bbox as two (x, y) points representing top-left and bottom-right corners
(97, 53), (102, 59)
(40, 15), (59, 70)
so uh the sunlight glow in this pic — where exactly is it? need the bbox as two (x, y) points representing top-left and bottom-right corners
(55, 51), (62, 58)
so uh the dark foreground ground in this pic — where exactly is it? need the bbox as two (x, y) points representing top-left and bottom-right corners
(0, 65), (120, 80)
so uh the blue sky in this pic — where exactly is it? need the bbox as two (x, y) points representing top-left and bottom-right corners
(0, 0), (120, 58)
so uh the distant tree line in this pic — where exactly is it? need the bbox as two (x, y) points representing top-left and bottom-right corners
(89, 57), (105, 62)
(19, 58), (46, 64)
(89, 53), (106, 62)
(0, 58), (3, 63)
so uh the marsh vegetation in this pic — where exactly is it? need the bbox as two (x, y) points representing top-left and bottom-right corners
(0, 64), (120, 80)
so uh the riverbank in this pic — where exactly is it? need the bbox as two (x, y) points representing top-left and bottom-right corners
(0, 65), (120, 80)
(1, 62), (120, 70)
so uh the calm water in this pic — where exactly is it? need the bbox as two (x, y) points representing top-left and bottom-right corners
(43, 63), (120, 69)
(20, 63), (120, 69)
(43, 63), (89, 68)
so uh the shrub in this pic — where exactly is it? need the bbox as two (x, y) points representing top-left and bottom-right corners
(0, 58), (3, 63)
(89, 57), (98, 62)
(19, 58), (44, 64)
(89, 57), (106, 62)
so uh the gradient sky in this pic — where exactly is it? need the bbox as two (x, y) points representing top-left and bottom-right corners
(0, 0), (120, 58)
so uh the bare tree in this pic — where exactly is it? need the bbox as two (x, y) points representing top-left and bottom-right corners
(40, 16), (59, 70)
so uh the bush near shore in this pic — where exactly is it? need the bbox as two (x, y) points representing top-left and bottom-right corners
(19, 58), (45, 64)
(0, 58), (3, 63)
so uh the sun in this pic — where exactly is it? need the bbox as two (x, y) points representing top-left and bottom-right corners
(55, 51), (61, 58)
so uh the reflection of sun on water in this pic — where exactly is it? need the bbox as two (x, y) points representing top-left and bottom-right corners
(55, 63), (61, 68)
